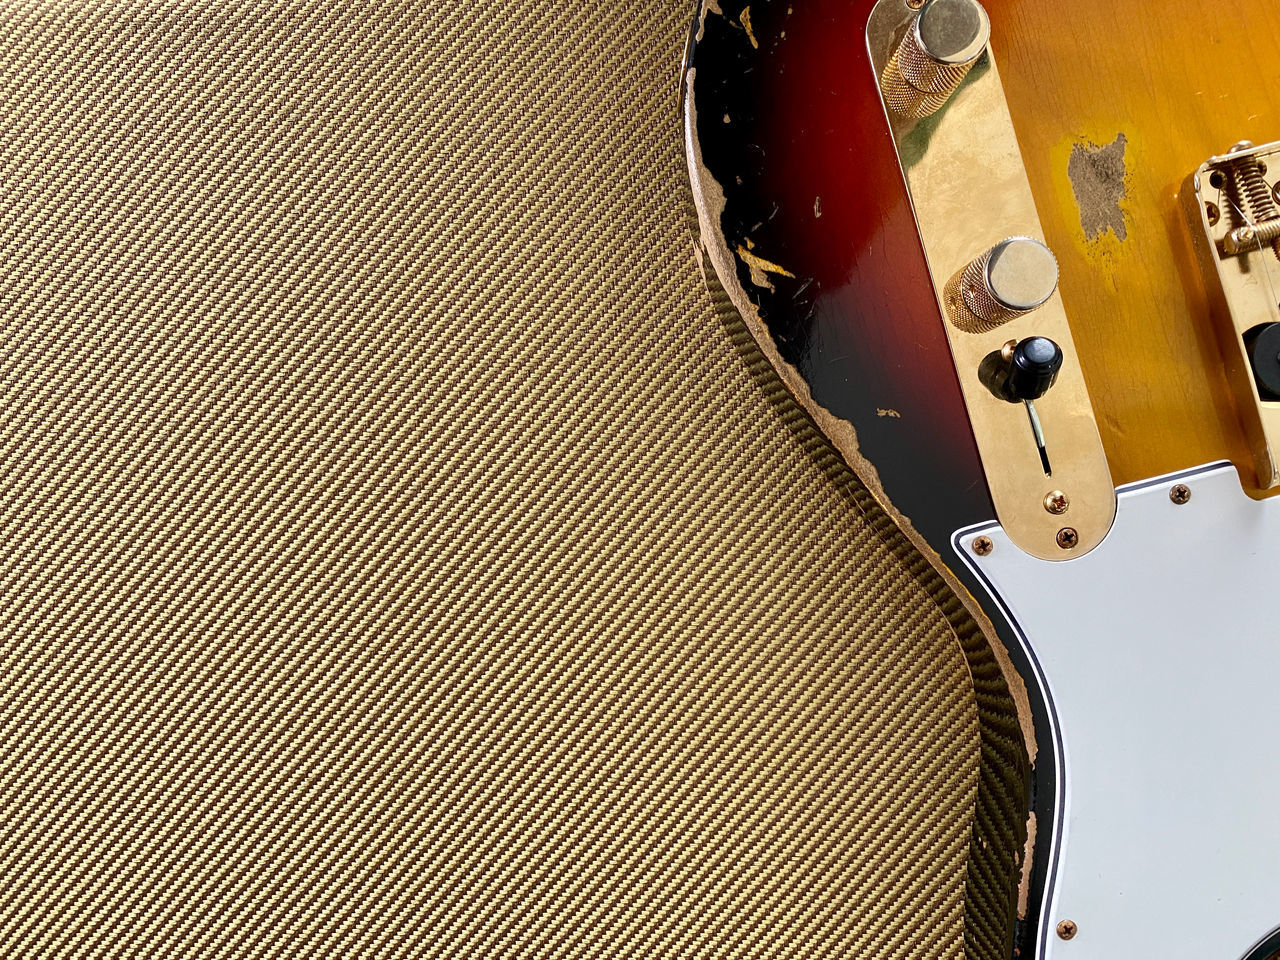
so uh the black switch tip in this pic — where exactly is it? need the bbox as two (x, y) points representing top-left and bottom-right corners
(1004, 336), (1064, 402)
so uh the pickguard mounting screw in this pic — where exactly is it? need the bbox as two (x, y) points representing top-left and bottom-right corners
(1170, 483), (1191, 505)
(1057, 919), (1078, 941)
(972, 536), (994, 557)
(1044, 491), (1070, 515)
(1056, 528), (1080, 550)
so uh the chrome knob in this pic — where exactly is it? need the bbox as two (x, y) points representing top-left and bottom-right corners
(957, 236), (1059, 331)
(883, 0), (990, 118)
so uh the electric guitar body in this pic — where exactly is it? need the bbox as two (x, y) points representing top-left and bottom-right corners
(683, 2), (1280, 958)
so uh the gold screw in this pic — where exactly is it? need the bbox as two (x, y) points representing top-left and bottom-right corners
(1057, 528), (1080, 550)
(1170, 484), (1191, 505)
(972, 536), (994, 557)
(1044, 491), (1070, 515)
(1057, 919), (1078, 941)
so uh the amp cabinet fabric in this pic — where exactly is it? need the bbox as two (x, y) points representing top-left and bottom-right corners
(0, 1), (1006, 957)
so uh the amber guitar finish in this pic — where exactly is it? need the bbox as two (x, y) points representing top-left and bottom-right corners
(684, 2), (1280, 958)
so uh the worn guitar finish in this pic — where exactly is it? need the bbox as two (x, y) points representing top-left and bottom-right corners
(687, 0), (1280, 553)
(688, 0), (992, 553)
(685, 1), (1280, 958)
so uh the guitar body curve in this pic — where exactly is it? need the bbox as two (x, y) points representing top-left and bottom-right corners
(683, 0), (1280, 957)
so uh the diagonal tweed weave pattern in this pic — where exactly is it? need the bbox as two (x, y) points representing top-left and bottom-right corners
(0, 1), (988, 956)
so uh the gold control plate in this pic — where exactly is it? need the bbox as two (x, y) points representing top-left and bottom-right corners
(1184, 142), (1280, 489)
(867, 0), (1116, 561)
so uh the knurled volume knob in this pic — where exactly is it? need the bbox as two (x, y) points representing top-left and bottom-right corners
(882, 0), (990, 118)
(956, 236), (1060, 333)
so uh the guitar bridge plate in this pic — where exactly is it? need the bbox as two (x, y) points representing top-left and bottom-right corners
(1184, 140), (1280, 488)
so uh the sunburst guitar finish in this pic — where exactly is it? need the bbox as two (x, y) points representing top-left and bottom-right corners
(683, 1), (1280, 958)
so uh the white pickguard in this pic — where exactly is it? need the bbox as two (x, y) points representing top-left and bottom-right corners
(956, 462), (1280, 960)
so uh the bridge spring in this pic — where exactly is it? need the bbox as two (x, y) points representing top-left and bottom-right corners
(1229, 144), (1280, 260)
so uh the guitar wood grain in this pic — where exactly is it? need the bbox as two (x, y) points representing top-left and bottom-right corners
(996, 0), (1279, 490)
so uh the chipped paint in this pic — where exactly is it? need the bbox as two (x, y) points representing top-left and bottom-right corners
(684, 36), (1039, 960)
(740, 7), (759, 49)
(736, 244), (794, 290)
(685, 63), (1037, 827)
(694, 0), (723, 44)
(877, 408), (902, 419)
(1018, 811), (1038, 918)
(1050, 130), (1135, 286)
(813, 195), (822, 218)
(1067, 134), (1129, 242)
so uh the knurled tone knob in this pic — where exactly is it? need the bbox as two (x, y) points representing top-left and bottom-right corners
(885, 0), (990, 117)
(958, 237), (1060, 332)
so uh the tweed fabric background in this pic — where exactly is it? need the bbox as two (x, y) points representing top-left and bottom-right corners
(0, 0), (990, 957)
